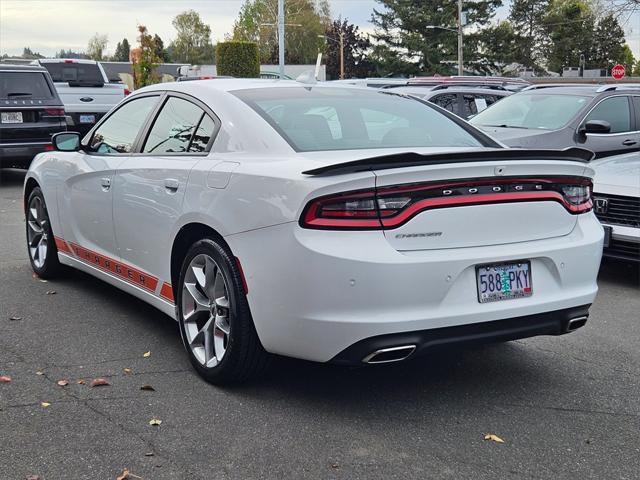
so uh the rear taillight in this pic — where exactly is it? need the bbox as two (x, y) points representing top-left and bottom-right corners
(44, 108), (65, 117)
(300, 177), (593, 230)
(124, 88), (131, 96)
(44, 144), (54, 151)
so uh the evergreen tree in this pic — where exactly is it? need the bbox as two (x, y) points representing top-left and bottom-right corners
(323, 19), (374, 79)
(113, 38), (131, 62)
(508, 0), (549, 71)
(590, 13), (626, 69)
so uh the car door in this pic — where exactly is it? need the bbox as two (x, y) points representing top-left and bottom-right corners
(112, 93), (219, 294)
(60, 94), (160, 261)
(578, 95), (639, 158)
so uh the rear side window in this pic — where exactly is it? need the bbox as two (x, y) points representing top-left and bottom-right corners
(143, 97), (211, 154)
(41, 62), (104, 85)
(583, 96), (631, 133)
(90, 95), (159, 153)
(463, 94), (496, 117)
(430, 93), (459, 114)
(0, 72), (54, 99)
(234, 87), (484, 152)
(189, 114), (216, 152)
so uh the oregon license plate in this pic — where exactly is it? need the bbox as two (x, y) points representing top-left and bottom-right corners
(1, 112), (23, 123)
(79, 114), (95, 123)
(476, 261), (532, 303)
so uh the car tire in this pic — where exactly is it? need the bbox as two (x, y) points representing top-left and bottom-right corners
(177, 238), (270, 384)
(26, 187), (63, 279)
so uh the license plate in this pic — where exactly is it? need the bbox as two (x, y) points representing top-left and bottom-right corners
(79, 114), (95, 124)
(1, 112), (23, 123)
(476, 261), (532, 303)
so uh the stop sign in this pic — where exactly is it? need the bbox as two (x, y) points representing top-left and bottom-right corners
(612, 64), (625, 80)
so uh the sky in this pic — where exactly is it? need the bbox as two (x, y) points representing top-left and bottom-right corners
(0, 0), (638, 58)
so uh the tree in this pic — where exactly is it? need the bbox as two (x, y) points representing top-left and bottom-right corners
(21, 47), (44, 59)
(152, 34), (170, 63)
(169, 10), (215, 64)
(217, 42), (260, 77)
(590, 13), (626, 69)
(232, 0), (330, 64)
(87, 33), (108, 61)
(369, 0), (502, 76)
(113, 38), (131, 62)
(544, 0), (596, 74)
(323, 19), (374, 79)
(476, 21), (518, 71)
(620, 44), (635, 74)
(132, 25), (161, 88)
(508, 0), (550, 71)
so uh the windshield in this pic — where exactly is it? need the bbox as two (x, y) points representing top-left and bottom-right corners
(41, 62), (104, 84)
(0, 72), (54, 99)
(233, 87), (485, 152)
(469, 93), (591, 130)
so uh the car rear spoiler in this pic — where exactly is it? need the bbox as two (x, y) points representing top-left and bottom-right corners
(302, 147), (595, 176)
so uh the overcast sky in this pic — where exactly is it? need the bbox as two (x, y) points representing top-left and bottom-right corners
(1, 0), (638, 57)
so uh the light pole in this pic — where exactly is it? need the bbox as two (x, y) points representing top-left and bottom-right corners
(318, 32), (344, 79)
(278, 0), (285, 79)
(425, 0), (464, 76)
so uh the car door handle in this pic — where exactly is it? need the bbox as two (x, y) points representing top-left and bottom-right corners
(100, 177), (111, 190)
(622, 139), (637, 146)
(164, 178), (179, 192)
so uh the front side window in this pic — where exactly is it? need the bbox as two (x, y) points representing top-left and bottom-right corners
(143, 97), (207, 153)
(90, 95), (158, 154)
(582, 96), (631, 134)
(470, 93), (591, 130)
(233, 87), (484, 152)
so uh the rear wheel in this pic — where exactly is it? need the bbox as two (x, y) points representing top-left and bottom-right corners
(177, 238), (269, 384)
(26, 187), (62, 279)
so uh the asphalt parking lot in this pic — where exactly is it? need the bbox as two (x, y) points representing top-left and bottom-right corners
(1, 168), (639, 480)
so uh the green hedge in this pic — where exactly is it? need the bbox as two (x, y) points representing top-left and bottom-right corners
(216, 42), (260, 78)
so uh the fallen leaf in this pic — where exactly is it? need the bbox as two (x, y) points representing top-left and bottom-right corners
(9, 316), (22, 321)
(143, 351), (151, 358)
(45, 290), (56, 295)
(331, 463), (339, 469)
(484, 434), (505, 443)
(26, 475), (43, 480)
(149, 418), (162, 426)
(41, 402), (51, 408)
(123, 368), (133, 375)
(0, 375), (11, 383)
(90, 378), (110, 387)
(36, 371), (45, 376)
(77, 379), (86, 385)
(140, 385), (155, 391)
(116, 468), (130, 480)
(57, 379), (69, 387)
(39, 279), (48, 283)
(144, 452), (154, 457)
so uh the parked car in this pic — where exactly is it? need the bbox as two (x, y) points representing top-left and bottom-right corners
(469, 85), (640, 158)
(591, 151), (640, 262)
(35, 59), (128, 136)
(0, 64), (66, 169)
(389, 85), (512, 119)
(24, 80), (602, 384)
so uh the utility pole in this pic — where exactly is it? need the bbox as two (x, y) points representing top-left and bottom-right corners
(457, 0), (463, 76)
(339, 29), (344, 80)
(278, 0), (285, 79)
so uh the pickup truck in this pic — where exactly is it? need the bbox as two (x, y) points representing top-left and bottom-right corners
(35, 59), (128, 136)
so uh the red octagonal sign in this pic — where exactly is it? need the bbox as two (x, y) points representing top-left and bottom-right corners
(612, 64), (625, 80)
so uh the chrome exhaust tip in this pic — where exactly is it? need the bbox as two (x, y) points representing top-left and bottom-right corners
(567, 316), (588, 332)
(362, 345), (416, 364)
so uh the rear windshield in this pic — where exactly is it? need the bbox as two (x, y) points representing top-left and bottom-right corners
(41, 62), (104, 84)
(470, 93), (591, 130)
(233, 87), (485, 152)
(0, 72), (54, 99)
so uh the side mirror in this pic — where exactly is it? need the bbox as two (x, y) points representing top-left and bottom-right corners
(582, 120), (611, 135)
(52, 132), (81, 152)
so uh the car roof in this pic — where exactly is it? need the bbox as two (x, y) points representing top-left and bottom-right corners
(519, 85), (638, 96)
(0, 63), (49, 73)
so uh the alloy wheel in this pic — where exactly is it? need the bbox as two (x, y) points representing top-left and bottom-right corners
(181, 253), (231, 368)
(27, 196), (49, 269)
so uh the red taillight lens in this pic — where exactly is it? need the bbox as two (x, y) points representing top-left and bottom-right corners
(300, 176), (593, 230)
(44, 144), (54, 151)
(44, 108), (65, 117)
(124, 88), (131, 96)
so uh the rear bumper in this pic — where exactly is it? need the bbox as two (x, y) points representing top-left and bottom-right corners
(0, 142), (51, 168)
(332, 304), (591, 365)
(227, 212), (603, 363)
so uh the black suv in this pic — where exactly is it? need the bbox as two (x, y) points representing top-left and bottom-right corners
(1, 64), (66, 169)
(470, 85), (640, 158)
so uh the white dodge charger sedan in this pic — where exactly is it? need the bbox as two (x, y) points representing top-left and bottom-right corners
(24, 80), (603, 383)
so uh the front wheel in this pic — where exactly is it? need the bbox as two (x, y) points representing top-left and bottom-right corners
(177, 238), (270, 384)
(26, 187), (62, 279)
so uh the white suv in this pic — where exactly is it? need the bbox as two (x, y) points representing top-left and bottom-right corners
(591, 151), (640, 262)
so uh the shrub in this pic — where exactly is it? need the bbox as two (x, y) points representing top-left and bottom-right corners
(216, 42), (260, 78)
